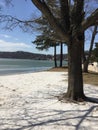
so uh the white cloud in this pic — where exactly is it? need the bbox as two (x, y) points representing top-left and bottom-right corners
(0, 39), (33, 52)
(0, 34), (11, 38)
(0, 34), (20, 41)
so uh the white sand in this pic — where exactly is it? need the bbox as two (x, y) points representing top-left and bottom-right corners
(0, 71), (98, 130)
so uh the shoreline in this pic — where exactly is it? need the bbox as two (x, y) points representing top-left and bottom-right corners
(0, 67), (52, 76)
(0, 60), (97, 76)
(0, 64), (98, 86)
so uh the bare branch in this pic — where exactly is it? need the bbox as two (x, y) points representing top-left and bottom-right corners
(0, 14), (40, 33)
(82, 9), (98, 31)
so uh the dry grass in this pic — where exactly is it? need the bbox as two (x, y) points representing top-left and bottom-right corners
(48, 67), (68, 72)
(48, 67), (98, 86)
(83, 71), (98, 86)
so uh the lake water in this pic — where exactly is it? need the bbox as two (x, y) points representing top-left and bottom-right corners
(0, 58), (67, 75)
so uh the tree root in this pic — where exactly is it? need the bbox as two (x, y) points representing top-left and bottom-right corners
(56, 93), (98, 104)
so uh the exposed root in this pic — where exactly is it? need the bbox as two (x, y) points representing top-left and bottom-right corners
(56, 93), (98, 104)
(56, 93), (95, 104)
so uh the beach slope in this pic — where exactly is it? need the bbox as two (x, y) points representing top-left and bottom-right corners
(0, 71), (98, 130)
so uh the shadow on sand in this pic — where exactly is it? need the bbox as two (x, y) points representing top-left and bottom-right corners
(0, 98), (98, 130)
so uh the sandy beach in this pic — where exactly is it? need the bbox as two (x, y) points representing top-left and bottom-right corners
(0, 71), (98, 130)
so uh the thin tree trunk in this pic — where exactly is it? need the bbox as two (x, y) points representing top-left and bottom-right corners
(54, 44), (57, 67)
(83, 25), (97, 72)
(60, 43), (63, 67)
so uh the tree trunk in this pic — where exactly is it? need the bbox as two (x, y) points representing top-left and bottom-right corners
(83, 60), (89, 72)
(64, 38), (85, 101)
(54, 44), (57, 67)
(60, 43), (63, 67)
(83, 26), (97, 72)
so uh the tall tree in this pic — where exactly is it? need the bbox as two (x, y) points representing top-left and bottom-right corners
(33, 15), (64, 68)
(83, 26), (98, 72)
(33, 36), (58, 67)
(0, 0), (98, 101)
(31, 0), (98, 101)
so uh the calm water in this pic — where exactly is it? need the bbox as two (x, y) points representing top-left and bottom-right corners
(0, 58), (67, 75)
(0, 58), (53, 75)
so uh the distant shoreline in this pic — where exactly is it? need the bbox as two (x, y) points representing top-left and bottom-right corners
(0, 51), (53, 60)
(0, 51), (68, 61)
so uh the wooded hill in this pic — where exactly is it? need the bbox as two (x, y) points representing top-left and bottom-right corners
(0, 51), (53, 60)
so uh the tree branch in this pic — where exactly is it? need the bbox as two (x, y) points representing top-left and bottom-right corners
(71, 0), (84, 25)
(31, 0), (69, 42)
(82, 9), (98, 31)
(0, 14), (39, 32)
(60, 0), (70, 32)
(70, 0), (84, 37)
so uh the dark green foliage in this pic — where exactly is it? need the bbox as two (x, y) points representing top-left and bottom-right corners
(32, 36), (57, 50)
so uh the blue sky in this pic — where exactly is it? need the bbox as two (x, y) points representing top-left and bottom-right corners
(0, 0), (97, 54)
(0, 0), (56, 54)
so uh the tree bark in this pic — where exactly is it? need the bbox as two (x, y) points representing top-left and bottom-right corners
(64, 38), (85, 101)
